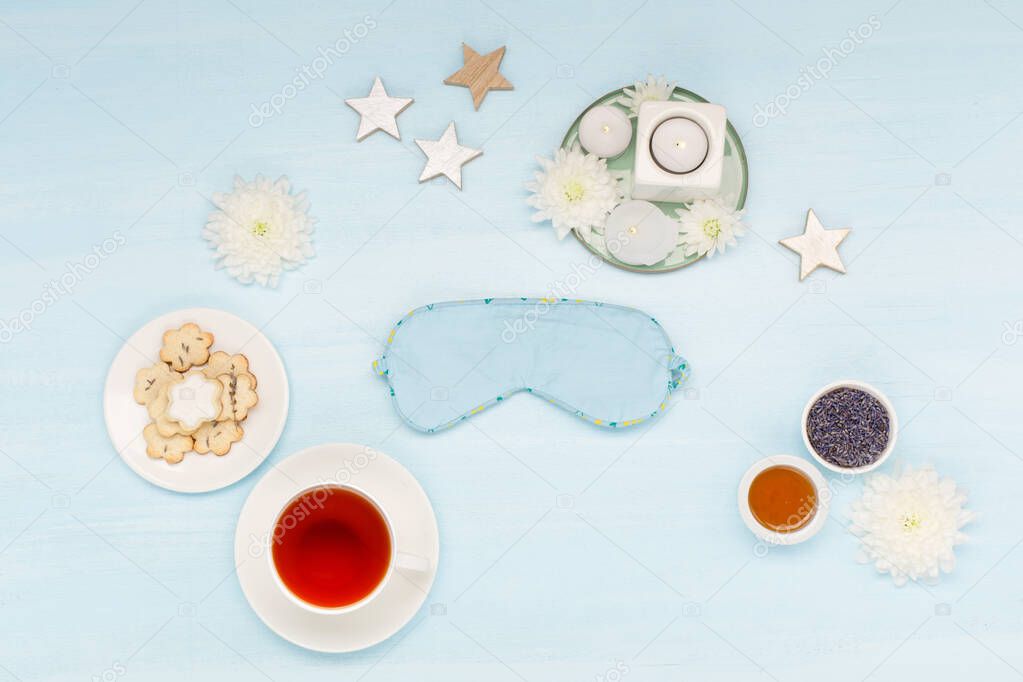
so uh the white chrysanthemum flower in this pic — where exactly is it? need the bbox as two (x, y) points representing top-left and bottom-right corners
(677, 199), (745, 258)
(525, 144), (622, 240)
(849, 466), (975, 587)
(616, 75), (677, 118)
(203, 175), (315, 287)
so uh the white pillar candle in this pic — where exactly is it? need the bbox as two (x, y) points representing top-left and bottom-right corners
(604, 200), (679, 266)
(649, 117), (709, 174)
(578, 105), (632, 158)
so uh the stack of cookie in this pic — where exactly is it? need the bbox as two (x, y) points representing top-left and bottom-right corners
(133, 323), (259, 464)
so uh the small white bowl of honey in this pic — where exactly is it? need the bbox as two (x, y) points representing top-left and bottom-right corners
(738, 454), (829, 545)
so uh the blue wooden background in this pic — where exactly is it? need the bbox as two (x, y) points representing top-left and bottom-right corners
(2, 0), (1023, 680)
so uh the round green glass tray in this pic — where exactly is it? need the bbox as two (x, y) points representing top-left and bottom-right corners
(561, 86), (749, 273)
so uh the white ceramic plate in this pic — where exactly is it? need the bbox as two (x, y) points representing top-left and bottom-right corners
(103, 308), (289, 493)
(234, 443), (439, 652)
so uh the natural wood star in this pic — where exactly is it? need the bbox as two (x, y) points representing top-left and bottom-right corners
(415, 122), (482, 189)
(779, 209), (851, 281)
(443, 43), (513, 110)
(345, 76), (413, 141)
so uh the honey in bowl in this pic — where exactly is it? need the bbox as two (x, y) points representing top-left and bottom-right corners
(747, 465), (817, 533)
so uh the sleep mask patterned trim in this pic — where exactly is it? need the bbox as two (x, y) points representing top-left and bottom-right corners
(373, 298), (689, 433)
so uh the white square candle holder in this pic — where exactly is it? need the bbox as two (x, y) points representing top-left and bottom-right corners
(631, 101), (727, 203)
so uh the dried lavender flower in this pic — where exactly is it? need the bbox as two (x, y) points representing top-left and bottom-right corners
(806, 387), (890, 468)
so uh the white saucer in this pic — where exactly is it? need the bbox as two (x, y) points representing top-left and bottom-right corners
(234, 443), (440, 652)
(103, 307), (289, 493)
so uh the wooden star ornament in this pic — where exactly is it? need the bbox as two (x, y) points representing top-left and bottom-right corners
(345, 77), (413, 141)
(779, 209), (851, 281)
(415, 122), (482, 189)
(443, 43), (513, 109)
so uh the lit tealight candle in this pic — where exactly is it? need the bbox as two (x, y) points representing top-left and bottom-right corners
(578, 105), (632, 159)
(649, 116), (709, 174)
(604, 200), (679, 266)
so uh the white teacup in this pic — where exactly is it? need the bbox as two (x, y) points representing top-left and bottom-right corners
(267, 483), (429, 615)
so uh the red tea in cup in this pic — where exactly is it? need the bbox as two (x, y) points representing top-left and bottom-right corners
(271, 486), (392, 609)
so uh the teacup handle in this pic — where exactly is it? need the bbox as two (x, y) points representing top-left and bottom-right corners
(394, 551), (430, 573)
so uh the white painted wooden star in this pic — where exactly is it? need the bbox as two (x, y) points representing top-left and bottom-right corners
(345, 77), (413, 141)
(414, 122), (482, 189)
(779, 209), (851, 281)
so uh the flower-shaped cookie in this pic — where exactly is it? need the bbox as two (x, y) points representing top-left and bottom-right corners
(143, 423), (193, 464)
(193, 420), (244, 456)
(203, 351), (258, 388)
(155, 372), (223, 437)
(133, 362), (182, 407)
(160, 323), (214, 371)
(216, 373), (259, 422)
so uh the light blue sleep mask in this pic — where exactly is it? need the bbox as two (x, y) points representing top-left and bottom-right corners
(373, 298), (688, 432)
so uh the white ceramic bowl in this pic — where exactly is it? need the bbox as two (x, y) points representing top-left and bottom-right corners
(737, 454), (829, 546)
(801, 380), (897, 475)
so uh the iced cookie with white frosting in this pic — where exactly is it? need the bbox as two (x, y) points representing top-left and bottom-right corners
(154, 371), (223, 437)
